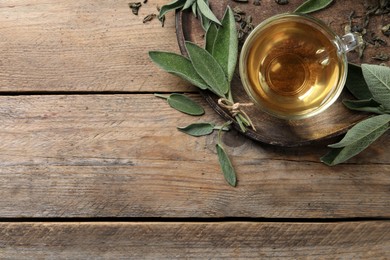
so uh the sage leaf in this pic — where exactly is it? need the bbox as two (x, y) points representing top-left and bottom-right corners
(321, 122), (389, 166)
(216, 143), (237, 187)
(212, 6), (238, 81)
(361, 64), (390, 110)
(343, 99), (385, 114)
(328, 114), (390, 148)
(192, 1), (197, 17)
(197, 8), (211, 31)
(294, 0), (334, 14)
(196, 0), (221, 25)
(158, 0), (186, 19)
(205, 23), (218, 53)
(183, 0), (196, 10)
(185, 41), (229, 97)
(149, 51), (208, 90)
(345, 63), (373, 100)
(178, 122), (215, 136)
(167, 93), (205, 115)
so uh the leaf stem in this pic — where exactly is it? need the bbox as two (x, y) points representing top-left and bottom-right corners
(218, 121), (232, 145)
(154, 93), (170, 99)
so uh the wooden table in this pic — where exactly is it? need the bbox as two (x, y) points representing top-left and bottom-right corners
(0, 0), (389, 258)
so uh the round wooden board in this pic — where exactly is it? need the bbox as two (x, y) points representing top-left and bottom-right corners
(176, 0), (389, 147)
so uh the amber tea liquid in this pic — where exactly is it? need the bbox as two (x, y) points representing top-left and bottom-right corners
(243, 15), (345, 119)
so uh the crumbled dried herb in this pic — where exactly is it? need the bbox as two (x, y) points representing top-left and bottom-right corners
(372, 52), (389, 61)
(253, 0), (261, 6)
(233, 7), (254, 43)
(382, 24), (390, 37)
(275, 0), (288, 5)
(367, 34), (388, 46)
(129, 2), (142, 15)
(232, 0), (249, 2)
(143, 13), (156, 23)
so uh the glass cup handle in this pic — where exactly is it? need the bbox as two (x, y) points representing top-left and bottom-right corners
(340, 32), (364, 53)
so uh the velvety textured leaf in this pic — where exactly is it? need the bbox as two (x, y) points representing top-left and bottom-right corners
(158, 0), (186, 18)
(197, 6), (211, 31)
(294, 0), (334, 14)
(328, 114), (390, 148)
(196, 0), (221, 25)
(212, 6), (238, 81)
(192, 1), (197, 17)
(185, 41), (229, 97)
(362, 64), (390, 109)
(149, 51), (208, 90)
(216, 143), (237, 187)
(178, 122), (215, 136)
(321, 122), (388, 166)
(205, 23), (218, 53)
(343, 99), (385, 114)
(345, 63), (373, 100)
(167, 94), (205, 116)
(183, 0), (195, 10)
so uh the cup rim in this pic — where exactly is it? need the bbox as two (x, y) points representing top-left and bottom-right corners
(239, 13), (348, 120)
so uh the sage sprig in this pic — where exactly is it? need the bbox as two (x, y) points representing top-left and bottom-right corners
(322, 64), (390, 166)
(150, 6), (254, 132)
(158, 0), (220, 30)
(294, 0), (334, 14)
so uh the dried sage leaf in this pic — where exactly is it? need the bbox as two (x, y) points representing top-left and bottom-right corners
(185, 41), (229, 97)
(178, 122), (215, 136)
(362, 64), (390, 110)
(212, 6), (238, 81)
(216, 143), (237, 187)
(158, 0), (186, 19)
(345, 63), (373, 100)
(149, 51), (208, 90)
(167, 94), (205, 115)
(196, 0), (221, 25)
(321, 115), (390, 166)
(294, 0), (334, 14)
(343, 99), (385, 114)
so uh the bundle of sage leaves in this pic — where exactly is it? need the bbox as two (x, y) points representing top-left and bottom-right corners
(149, 0), (389, 186)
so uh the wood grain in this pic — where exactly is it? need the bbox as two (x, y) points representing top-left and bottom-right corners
(0, 0), (190, 92)
(0, 94), (388, 218)
(0, 222), (389, 259)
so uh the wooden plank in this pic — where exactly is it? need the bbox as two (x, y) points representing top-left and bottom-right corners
(0, 95), (389, 218)
(0, 0), (189, 92)
(0, 221), (389, 259)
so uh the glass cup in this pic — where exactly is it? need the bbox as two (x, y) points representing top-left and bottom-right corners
(239, 13), (363, 120)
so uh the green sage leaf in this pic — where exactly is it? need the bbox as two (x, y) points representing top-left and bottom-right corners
(185, 41), (229, 97)
(343, 99), (385, 114)
(192, 1), (197, 17)
(197, 6), (211, 31)
(216, 143), (237, 187)
(205, 23), (218, 53)
(345, 63), (373, 100)
(183, 0), (196, 10)
(149, 51), (208, 90)
(321, 122), (389, 166)
(328, 114), (390, 148)
(158, 0), (186, 19)
(167, 93), (205, 115)
(212, 6), (238, 81)
(196, 0), (221, 25)
(361, 64), (390, 110)
(178, 122), (215, 136)
(294, 0), (334, 14)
